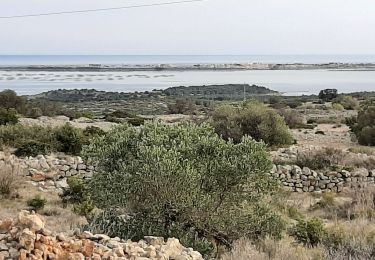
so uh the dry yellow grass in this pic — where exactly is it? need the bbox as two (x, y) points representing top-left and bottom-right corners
(0, 180), (86, 232)
(221, 237), (324, 260)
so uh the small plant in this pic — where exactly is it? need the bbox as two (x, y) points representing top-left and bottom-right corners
(27, 195), (47, 212)
(317, 193), (336, 209)
(60, 177), (87, 205)
(73, 200), (95, 216)
(291, 218), (326, 247)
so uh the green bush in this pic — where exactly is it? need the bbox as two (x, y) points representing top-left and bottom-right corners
(0, 108), (18, 125)
(83, 122), (284, 256)
(291, 218), (326, 247)
(60, 177), (93, 216)
(211, 102), (293, 146)
(27, 195), (47, 212)
(73, 111), (94, 119)
(14, 140), (50, 157)
(54, 124), (86, 155)
(351, 106), (375, 146)
(332, 103), (344, 111)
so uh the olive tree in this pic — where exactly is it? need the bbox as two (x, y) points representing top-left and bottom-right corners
(211, 102), (294, 146)
(83, 122), (284, 256)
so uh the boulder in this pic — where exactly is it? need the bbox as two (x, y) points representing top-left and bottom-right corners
(17, 211), (44, 231)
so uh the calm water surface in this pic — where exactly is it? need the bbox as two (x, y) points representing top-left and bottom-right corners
(0, 69), (374, 95)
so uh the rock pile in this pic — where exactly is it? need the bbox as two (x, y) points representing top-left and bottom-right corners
(0, 211), (203, 260)
(271, 164), (375, 193)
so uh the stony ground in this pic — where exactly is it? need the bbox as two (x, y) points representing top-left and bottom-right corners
(0, 211), (203, 260)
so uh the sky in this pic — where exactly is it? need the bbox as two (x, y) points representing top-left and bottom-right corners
(0, 0), (374, 55)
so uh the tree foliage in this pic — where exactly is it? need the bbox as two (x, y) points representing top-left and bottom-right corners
(211, 102), (293, 146)
(83, 122), (284, 255)
(0, 108), (18, 125)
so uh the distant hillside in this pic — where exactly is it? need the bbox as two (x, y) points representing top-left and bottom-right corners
(163, 84), (278, 100)
(28, 84), (278, 103)
(28, 89), (159, 102)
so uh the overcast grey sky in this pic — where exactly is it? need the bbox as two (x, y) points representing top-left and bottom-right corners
(1, 0), (374, 55)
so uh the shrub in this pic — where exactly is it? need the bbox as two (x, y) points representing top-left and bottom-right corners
(0, 108), (18, 125)
(332, 103), (345, 111)
(168, 99), (197, 114)
(83, 126), (106, 137)
(291, 218), (326, 247)
(212, 102), (293, 146)
(296, 147), (345, 170)
(0, 125), (56, 150)
(54, 124), (85, 155)
(27, 195), (47, 212)
(83, 122), (284, 256)
(278, 109), (306, 129)
(351, 106), (375, 146)
(60, 177), (94, 216)
(73, 111), (94, 119)
(14, 140), (50, 157)
(60, 177), (87, 205)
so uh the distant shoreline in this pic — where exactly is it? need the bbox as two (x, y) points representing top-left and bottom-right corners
(1, 62), (375, 72)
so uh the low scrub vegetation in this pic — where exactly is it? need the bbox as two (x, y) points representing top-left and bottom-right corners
(211, 102), (293, 147)
(0, 123), (105, 156)
(333, 95), (359, 110)
(296, 147), (345, 170)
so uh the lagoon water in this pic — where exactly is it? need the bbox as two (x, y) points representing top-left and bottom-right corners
(0, 55), (374, 95)
(0, 69), (374, 96)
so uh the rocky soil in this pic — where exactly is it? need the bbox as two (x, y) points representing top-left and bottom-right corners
(0, 211), (203, 260)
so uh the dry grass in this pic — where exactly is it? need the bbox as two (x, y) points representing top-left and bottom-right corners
(349, 146), (375, 156)
(0, 179), (86, 233)
(324, 219), (375, 259)
(221, 237), (324, 260)
(0, 151), (25, 198)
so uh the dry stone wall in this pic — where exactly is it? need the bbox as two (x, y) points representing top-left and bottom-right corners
(1, 151), (374, 194)
(0, 152), (95, 193)
(271, 164), (375, 193)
